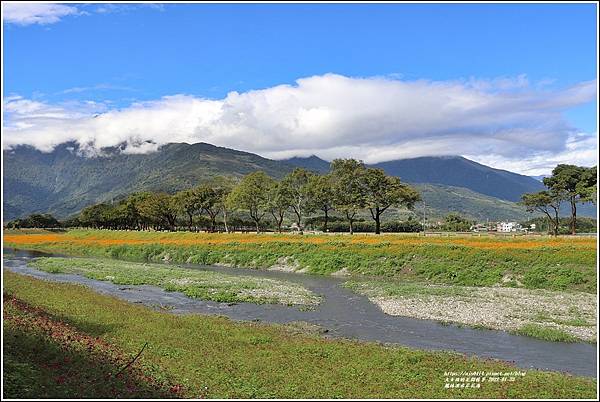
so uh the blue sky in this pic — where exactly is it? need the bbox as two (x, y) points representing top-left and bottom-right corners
(2, 2), (598, 174)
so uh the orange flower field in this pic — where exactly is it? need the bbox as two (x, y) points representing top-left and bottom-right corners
(3, 229), (595, 250)
(3, 229), (597, 293)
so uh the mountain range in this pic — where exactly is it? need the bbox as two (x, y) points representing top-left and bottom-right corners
(285, 155), (546, 202)
(3, 142), (594, 222)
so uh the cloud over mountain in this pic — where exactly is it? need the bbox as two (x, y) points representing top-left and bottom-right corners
(3, 74), (597, 174)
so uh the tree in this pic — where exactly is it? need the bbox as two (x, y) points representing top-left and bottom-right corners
(330, 159), (367, 234)
(6, 213), (60, 229)
(207, 176), (237, 233)
(440, 213), (472, 232)
(577, 166), (597, 205)
(363, 168), (421, 234)
(128, 192), (155, 230)
(212, 176), (237, 233)
(109, 201), (130, 230)
(138, 193), (178, 231)
(543, 164), (596, 235)
(173, 189), (203, 231)
(267, 182), (290, 233)
(306, 174), (336, 232)
(520, 191), (562, 236)
(196, 184), (223, 232)
(228, 171), (274, 233)
(80, 203), (114, 229)
(121, 195), (143, 230)
(280, 168), (315, 232)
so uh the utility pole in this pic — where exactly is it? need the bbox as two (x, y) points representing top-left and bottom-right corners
(422, 201), (426, 236)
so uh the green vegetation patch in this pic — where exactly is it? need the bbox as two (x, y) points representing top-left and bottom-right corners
(3, 296), (180, 399)
(529, 311), (596, 328)
(29, 257), (319, 306)
(344, 280), (472, 299)
(5, 229), (597, 294)
(512, 324), (579, 343)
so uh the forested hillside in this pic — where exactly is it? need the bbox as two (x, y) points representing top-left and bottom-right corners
(5, 142), (590, 221)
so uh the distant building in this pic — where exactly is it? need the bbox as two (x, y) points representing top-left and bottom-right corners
(471, 223), (489, 232)
(496, 222), (521, 232)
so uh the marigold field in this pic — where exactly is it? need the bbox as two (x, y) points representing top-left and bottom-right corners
(4, 229), (597, 292)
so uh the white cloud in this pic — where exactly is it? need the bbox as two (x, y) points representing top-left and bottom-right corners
(95, 3), (165, 15)
(58, 84), (136, 95)
(2, 3), (81, 25)
(466, 132), (598, 176)
(3, 74), (597, 174)
(2, 3), (164, 26)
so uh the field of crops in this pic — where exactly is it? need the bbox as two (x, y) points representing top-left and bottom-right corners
(4, 229), (597, 293)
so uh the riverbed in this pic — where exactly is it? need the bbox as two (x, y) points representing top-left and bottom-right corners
(2, 248), (597, 378)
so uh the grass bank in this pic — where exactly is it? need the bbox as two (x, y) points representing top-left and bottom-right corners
(3, 293), (182, 398)
(344, 280), (597, 343)
(3, 271), (596, 398)
(29, 257), (319, 306)
(4, 229), (597, 293)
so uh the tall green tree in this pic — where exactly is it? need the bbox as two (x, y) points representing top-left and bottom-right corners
(121, 195), (143, 230)
(196, 185), (223, 232)
(577, 166), (597, 205)
(267, 182), (291, 233)
(80, 203), (114, 229)
(520, 191), (562, 236)
(173, 188), (203, 231)
(440, 213), (472, 232)
(228, 171), (274, 233)
(330, 159), (367, 234)
(138, 193), (178, 231)
(128, 192), (155, 230)
(543, 164), (596, 235)
(363, 168), (421, 234)
(280, 168), (315, 232)
(207, 176), (237, 233)
(7, 213), (61, 229)
(306, 174), (336, 232)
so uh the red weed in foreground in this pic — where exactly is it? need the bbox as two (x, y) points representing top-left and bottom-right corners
(3, 294), (185, 398)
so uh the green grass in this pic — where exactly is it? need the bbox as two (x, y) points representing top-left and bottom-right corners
(2, 271), (596, 398)
(3, 298), (179, 398)
(344, 280), (472, 298)
(530, 312), (596, 328)
(512, 324), (579, 343)
(5, 229), (597, 293)
(29, 257), (319, 306)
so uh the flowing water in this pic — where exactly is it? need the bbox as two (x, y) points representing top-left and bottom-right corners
(3, 248), (597, 378)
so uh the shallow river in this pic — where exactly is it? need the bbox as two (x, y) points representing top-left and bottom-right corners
(3, 248), (597, 378)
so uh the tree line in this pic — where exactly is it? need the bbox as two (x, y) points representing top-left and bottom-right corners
(7, 159), (421, 235)
(520, 164), (597, 236)
(5, 213), (61, 230)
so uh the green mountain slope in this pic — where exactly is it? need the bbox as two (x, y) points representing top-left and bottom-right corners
(414, 183), (533, 221)
(283, 155), (596, 219)
(373, 156), (547, 202)
(3, 142), (294, 220)
(3, 142), (582, 222)
(283, 155), (546, 202)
